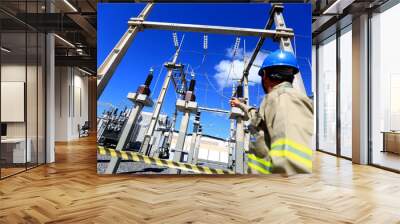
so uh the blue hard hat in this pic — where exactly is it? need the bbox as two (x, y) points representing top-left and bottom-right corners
(258, 50), (299, 76)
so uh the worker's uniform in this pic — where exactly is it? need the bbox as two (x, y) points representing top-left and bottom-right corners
(237, 82), (313, 175)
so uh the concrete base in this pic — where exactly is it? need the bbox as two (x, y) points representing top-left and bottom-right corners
(127, 93), (153, 107)
(176, 99), (197, 113)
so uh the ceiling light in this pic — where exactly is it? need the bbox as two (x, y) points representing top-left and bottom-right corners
(1, 47), (11, 53)
(63, 0), (78, 12)
(322, 0), (354, 15)
(78, 67), (93, 76)
(323, 0), (341, 14)
(54, 34), (75, 48)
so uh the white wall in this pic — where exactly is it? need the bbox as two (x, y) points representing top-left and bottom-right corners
(1, 63), (46, 163)
(170, 133), (229, 163)
(1, 65), (40, 137)
(54, 67), (89, 141)
(1, 65), (26, 139)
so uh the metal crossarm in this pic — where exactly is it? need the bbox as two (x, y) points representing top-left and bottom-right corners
(128, 20), (293, 38)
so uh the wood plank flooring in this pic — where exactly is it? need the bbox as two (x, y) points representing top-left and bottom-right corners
(1, 136), (400, 223)
(1, 167), (26, 178)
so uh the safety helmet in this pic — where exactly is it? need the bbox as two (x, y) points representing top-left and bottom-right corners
(258, 49), (299, 77)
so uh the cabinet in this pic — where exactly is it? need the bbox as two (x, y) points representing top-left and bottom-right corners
(382, 132), (400, 154)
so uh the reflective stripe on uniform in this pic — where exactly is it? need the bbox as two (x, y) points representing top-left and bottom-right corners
(270, 138), (312, 171)
(247, 153), (272, 174)
(271, 138), (312, 157)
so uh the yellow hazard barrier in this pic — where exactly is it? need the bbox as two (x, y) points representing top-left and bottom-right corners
(98, 146), (234, 175)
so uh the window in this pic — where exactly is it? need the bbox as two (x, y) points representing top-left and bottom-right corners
(339, 26), (352, 158)
(370, 3), (400, 171)
(0, 1), (47, 179)
(317, 35), (337, 154)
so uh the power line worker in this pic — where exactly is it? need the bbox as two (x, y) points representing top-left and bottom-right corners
(230, 49), (313, 175)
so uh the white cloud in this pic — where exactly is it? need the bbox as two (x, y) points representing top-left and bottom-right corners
(226, 47), (244, 59)
(214, 47), (268, 89)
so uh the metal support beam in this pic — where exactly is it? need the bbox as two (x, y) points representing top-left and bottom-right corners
(242, 75), (250, 172)
(228, 118), (235, 169)
(97, 3), (154, 99)
(239, 4), (306, 96)
(228, 83), (236, 169)
(128, 20), (294, 38)
(171, 78), (198, 172)
(198, 106), (230, 114)
(171, 99), (198, 173)
(165, 109), (178, 155)
(230, 84), (246, 174)
(104, 92), (153, 174)
(192, 126), (202, 165)
(187, 112), (200, 164)
(243, 4), (276, 75)
(140, 45), (182, 155)
(173, 111), (191, 162)
(235, 117), (245, 174)
(187, 130), (198, 164)
(243, 74), (249, 107)
(272, 5), (306, 94)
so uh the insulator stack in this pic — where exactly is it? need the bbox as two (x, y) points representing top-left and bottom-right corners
(189, 79), (196, 92)
(203, 34), (208, 50)
(236, 85), (243, 98)
(232, 37), (241, 57)
(195, 111), (201, 121)
(144, 68), (154, 86)
(173, 32), (179, 48)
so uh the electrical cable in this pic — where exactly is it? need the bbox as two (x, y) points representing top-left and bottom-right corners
(201, 72), (230, 100)
(182, 44), (232, 101)
(150, 53), (175, 98)
(150, 65), (164, 98)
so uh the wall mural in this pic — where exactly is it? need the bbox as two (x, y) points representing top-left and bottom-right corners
(97, 3), (312, 175)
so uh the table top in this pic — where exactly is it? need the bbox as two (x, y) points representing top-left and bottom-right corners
(1, 138), (29, 143)
(381, 131), (400, 134)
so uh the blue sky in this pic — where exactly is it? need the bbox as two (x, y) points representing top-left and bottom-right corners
(98, 3), (312, 139)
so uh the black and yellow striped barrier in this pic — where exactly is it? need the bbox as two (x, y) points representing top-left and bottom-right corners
(98, 147), (234, 175)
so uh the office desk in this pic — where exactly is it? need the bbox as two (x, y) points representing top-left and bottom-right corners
(1, 138), (31, 163)
(382, 131), (400, 154)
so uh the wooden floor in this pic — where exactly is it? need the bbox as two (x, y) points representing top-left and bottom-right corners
(1, 167), (26, 178)
(1, 136), (400, 223)
(373, 151), (400, 171)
